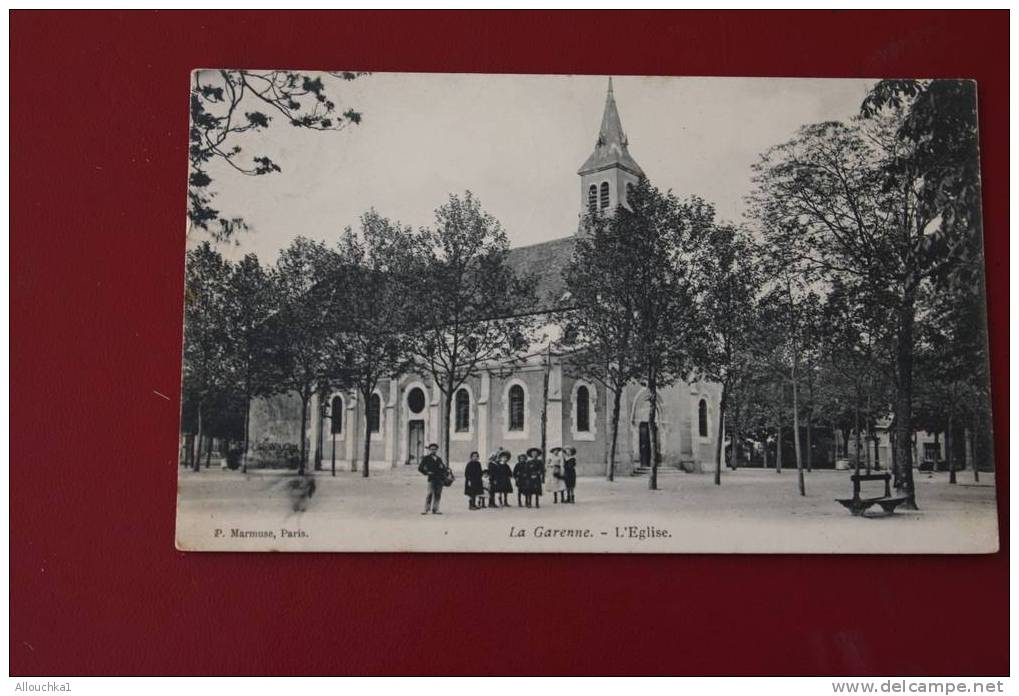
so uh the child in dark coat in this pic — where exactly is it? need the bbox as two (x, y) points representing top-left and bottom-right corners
(464, 451), (484, 510)
(563, 446), (578, 503)
(525, 447), (544, 509)
(513, 454), (528, 507)
(494, 450), (513, 508)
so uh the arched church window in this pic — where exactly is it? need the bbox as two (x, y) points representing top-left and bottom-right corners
(368, 393), (382, 433)
(698, 399), (708, 438)
(587, 185), (597, 213)
(576, 386), (590, 432)
(455, 388), (470, 432)
(508, 385), (525, 431)
(599, 181), (610, 209)
(330, 395), (343, 434)
(626, 182), (634, 205)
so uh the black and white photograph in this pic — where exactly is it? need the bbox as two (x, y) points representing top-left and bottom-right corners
(176, 71), (997, 553)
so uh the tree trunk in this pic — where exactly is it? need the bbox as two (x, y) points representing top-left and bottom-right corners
(970, 426), (979, 482)
(648, 371), (660, 491)
(442, 388), (454, 470)
(714, 386), (725, 486)
(805, 409), (813, 473)
(854, 395), (863, 474)
(192, 403), (203, 472)
(242, 393), (251, 474)
(361, 389), (373, 478)
(775, 424), (783, 474)
(892, 290), (918, 508)
(540, 350), (550, 464)
(890, 427), (899, 484)
(947, 410), (956, 484)
(963, 425), (972, 475)
(315, 393), (324, 471)
(298, 394), (309, 476)
(205, 433), (213, 469)
(792, 374), (804, 496)
(608, 384), (623, 482)
(732, 406), (740, 470)
(864, 391), (873, 474)
(805, 381), (815, 472)
(775, 380), (783, 474)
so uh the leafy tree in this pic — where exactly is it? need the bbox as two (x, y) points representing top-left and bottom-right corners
(559, 210), (641, 481)
(189, 70), (364, 241)
(748, 101), (966, 508)
(691, 223), (761, 485)
(861, 80), (983, 291)
(337, 211), (423, 477)
(412, 193), (538, 466)
(817, 277), (896, 473)
(624, 178), (711, 490)
(224, 254), (274, 472)
(914, 278), (989, 483)
(181, 242), (233, 471)
(262, 237), (347, 475)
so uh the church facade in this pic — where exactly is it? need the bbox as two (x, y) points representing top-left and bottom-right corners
(248, 80), (722, 477)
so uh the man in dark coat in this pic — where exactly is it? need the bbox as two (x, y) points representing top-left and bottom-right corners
(418, 443), (448, 515)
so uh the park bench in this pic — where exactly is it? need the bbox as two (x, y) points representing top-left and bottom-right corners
(835, 472), (907, 516)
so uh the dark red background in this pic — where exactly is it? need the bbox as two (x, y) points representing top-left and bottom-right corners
(11, 10), (1009, 676)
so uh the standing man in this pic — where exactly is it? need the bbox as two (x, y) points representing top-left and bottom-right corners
(418, 442), (448, 515)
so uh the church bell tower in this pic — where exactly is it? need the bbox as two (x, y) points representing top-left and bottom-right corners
(578, 77), (644, 219)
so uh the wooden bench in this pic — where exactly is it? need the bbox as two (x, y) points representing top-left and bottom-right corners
(835, 472), (908, 516)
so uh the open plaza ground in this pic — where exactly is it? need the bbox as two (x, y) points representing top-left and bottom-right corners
(176, 464), (999, 554)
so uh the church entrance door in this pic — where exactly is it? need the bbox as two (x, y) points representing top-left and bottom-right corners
(408, 420), (425, 467)
(638, 422), (651, 469)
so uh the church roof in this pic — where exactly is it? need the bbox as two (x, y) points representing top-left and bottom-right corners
(505, 235), (576, 311)
(577, 77), (644, 177)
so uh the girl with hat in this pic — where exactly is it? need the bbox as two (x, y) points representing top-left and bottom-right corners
(485, 449), (502, 508)
(513, 453), (529, 507)
(489, 448), (513, 509)
(563, 446), (578, 503)
(546, 446), (566, 504)
(525, 447), (544, 508)
(464, 451), (484, 510)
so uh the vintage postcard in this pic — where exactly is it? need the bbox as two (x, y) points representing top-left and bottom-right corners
(176, 71), (997, 553)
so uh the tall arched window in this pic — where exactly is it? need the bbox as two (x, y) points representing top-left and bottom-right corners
(368, 393), (382, 433)
(576, 385), (590, 432)
(454, 388), (470, 432)
(625, 182), (634, 206)
(599, 181), (610, 209)
(508, 384), (525, 431)
(698, 399), (708, 437)
(587, 185), (597, 212)
(330, 395), (343, 434)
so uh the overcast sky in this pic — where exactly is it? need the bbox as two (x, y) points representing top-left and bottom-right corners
(197, 73), (875, 262)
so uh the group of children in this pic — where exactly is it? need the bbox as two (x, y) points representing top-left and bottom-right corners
(463, 446), (578, 510)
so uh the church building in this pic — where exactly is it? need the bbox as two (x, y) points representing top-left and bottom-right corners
(248, 80), (722, 477)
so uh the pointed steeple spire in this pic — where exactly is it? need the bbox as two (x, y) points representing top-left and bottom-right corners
(578, 77), (643, 176)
